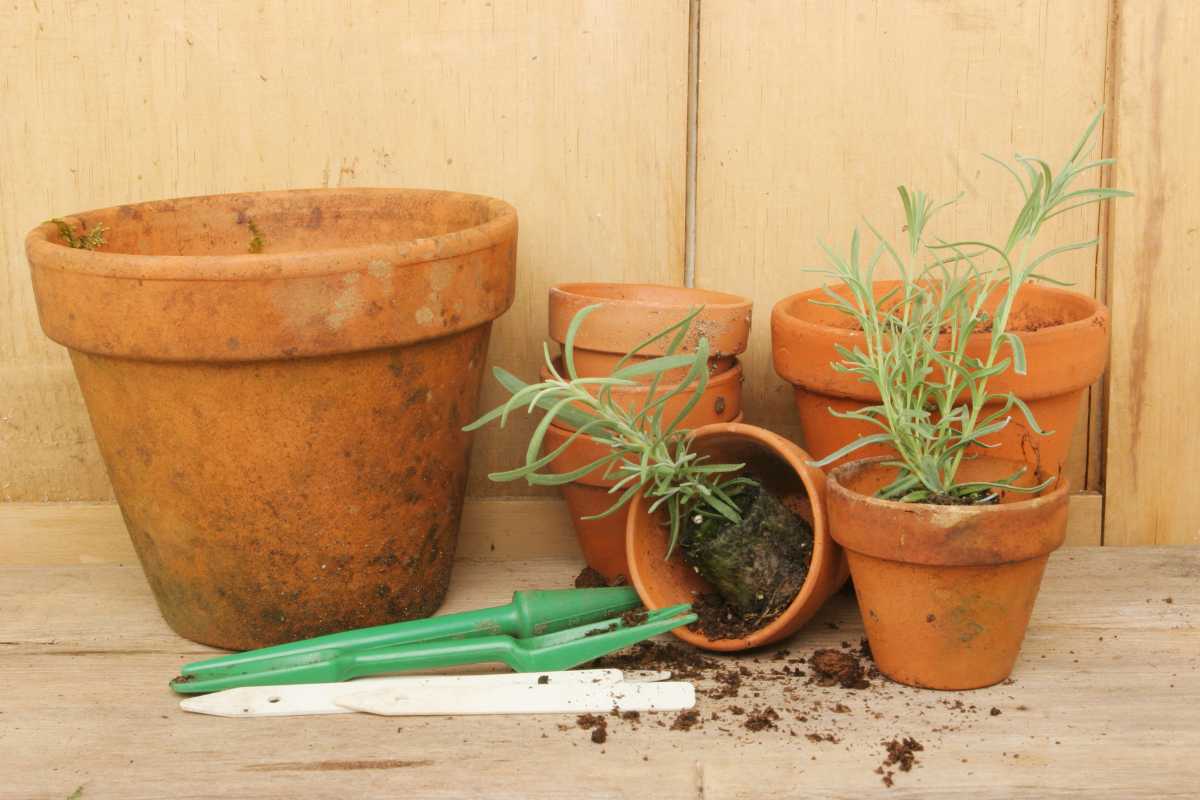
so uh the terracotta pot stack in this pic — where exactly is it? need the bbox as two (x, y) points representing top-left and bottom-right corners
(542, 283), (751, 582)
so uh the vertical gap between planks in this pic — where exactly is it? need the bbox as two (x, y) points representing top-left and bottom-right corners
(683, 0), (701, 288)
(1092, 0), (1125, 542)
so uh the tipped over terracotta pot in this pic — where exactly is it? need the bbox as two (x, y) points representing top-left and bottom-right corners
(827, 456), (1069, 690)
(549, 283), (752, 380)
(771, 282), (1109, 474)
(625, 422), (848, 652)
(27, 188), (517, 650)
(542, 362), (745, 582)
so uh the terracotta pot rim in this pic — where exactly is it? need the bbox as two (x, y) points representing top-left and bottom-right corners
(540, 358), (744, 395)
(626, 422), (833, 651)
(827, 456), (1070, 566)
(25, 187), (518, 282)
(771, 282), (1109, 398)
(550, 282), (751, 314)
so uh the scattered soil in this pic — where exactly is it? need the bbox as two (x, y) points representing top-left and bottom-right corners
(537, 675), (549, 685)
(744, 707), (780, 732)
(671, 710), (701, 731)
(809, 648), (869, 689)
(689, 592), (786, 641)
(620, 608), (649, 627)
(573, 567), (610, 589)
(576, 713), (608, 745)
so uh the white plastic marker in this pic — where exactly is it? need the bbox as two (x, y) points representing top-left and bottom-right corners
(337, 679), (694, 717)
(179, 669), (675, 718)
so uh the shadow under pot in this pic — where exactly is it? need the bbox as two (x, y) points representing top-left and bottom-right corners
(771, 282), (1109, 475)
(541, 361), (745, 582)
(549, 282), (752, 381)
(26, 188), (518, 650)
(625, 422), (849, 652)
(826, 456), (1069, 690)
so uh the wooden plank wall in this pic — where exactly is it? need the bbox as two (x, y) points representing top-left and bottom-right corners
(0, 0), (689, 501)
(0, 1), (1192, 546)
(1104, 3), (1200, 546)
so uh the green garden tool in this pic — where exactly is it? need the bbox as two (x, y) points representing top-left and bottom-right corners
(171, 587), (694, 694)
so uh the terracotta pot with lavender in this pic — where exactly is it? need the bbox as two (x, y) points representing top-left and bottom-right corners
(796, 112), (1128, 687)
(771, 113), (1126, 476)
(27, 189), (517, 650)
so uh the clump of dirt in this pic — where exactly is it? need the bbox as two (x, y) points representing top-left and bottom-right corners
(573, 567), (611, 589)
(671, 710), (701, 731)
(576, 713), (608, 744)
(877, 737), (924, 785)
(681, 486), (814, 638)
(809, 648), (870, 689)
(620, 608), (649, 627)
(744, 707), (780, 732)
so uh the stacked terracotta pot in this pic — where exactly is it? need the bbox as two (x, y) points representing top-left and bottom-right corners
(542, 283), (751, 582)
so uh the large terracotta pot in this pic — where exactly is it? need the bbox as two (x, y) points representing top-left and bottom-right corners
(27, 188), (517, 650)
(771, 282), (1109, 473)
(827, 456), (1069, 690)
(625, 423), (848, 652)
(549, 283), (752, 380)
(542, 363), (744, 582)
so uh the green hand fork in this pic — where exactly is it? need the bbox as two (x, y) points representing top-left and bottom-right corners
(172, 588), (694, 694)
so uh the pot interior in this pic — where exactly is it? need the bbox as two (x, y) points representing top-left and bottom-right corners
(781, 281), (1100, 333)
(833, 456), (1054, 506)
(54, 189), (506, 258)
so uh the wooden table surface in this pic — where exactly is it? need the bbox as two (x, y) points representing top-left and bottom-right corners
(2, 502), (1198, 799)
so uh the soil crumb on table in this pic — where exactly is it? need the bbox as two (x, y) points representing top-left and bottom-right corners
(877, 736), (924, 786)
(671, 710), (702, 731)
(576, 713), (608, 744)
(810, 648), (870, 689)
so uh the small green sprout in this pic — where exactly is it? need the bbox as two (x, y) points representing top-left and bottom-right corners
(50, 218), (107, 250)
(247, 218), (265, 253)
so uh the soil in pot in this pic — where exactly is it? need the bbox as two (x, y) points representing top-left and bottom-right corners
(681, 483), (814, 640)
(626, 422), (847, 652)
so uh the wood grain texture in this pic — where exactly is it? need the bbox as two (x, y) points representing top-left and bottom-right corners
(1, 542), (1196, 797)
(0, 493), (1103, 570)
(693, 0), (1111, 494)
(1103, 2), (1200, 546)
(0, 0), (689, 500)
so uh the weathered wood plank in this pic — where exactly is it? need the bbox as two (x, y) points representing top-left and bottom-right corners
(694, 0), (1112, 495)
(1, 548), (1197, 799)
(1103, 2), (1200, 546)
(0, 494), (1103, 571)
(0, 0), (689, 501)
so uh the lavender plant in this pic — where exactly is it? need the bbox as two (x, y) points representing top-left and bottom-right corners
(465, 305), (756, 554)
(810, 110), (1130, 503)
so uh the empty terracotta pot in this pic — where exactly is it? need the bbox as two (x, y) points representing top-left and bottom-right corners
(625, 422), (848, 652)
(827, 456), (1069, 690)
(771, 282), (1109, 473)
(27, 188), (517, 649)
(549, 283), (752, 381)
(542, 363), (745, 582)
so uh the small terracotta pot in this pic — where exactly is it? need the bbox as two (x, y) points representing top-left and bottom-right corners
(549, 283), (752, 381)
(27, 188), (517, 650)
(827, 456), (1069, 690)
(625, 423), (848, 652)
(771, 282), (1109, 473)
(541, 361), (744, 582)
